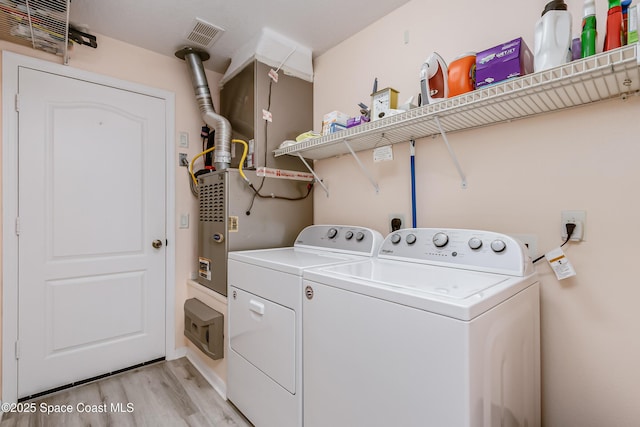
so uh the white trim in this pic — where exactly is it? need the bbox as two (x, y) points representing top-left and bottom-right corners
(180, 346), (228, 400)
(1, 51), (176, 403)
(170, 347), (189, 360)
(163, 71), (177, 366)
(2, 52), (20, 405)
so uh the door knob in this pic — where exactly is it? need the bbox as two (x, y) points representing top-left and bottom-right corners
(152, 239), (163, 249)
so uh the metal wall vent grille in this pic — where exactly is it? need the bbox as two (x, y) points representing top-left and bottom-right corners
(199, 181), (225, 223)
(186, 18), (225, 48)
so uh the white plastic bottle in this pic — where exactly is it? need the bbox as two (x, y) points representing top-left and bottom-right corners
(534, 0), (573, 72)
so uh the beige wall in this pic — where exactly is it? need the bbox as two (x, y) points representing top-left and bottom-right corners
(0, 0), (637, 423)
(0, 35), (226, 393)
(312, 1), (639, 426)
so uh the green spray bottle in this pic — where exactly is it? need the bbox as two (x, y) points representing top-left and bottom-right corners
(581, 0), (597, 57)
(622, 0), (632, 44)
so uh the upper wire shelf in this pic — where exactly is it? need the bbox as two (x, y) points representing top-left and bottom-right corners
(275, 44), (640, 161)
(0, 0), (70, 63)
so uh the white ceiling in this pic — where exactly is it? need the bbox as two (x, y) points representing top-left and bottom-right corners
(69, 0), (411, 74)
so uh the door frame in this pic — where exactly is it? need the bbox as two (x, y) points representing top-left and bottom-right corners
(1, 51), (177, 404)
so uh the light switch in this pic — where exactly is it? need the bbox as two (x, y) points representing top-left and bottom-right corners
(179, 131), (189, 148)
(179, 213), (190, 229)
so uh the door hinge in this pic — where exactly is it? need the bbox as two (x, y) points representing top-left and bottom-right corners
(15, 217), (21, 236)
(15, 341), (20, 360)
(15, 94), (20, 112)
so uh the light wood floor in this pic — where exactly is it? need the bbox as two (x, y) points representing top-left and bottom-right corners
(0, 357), (252, 427)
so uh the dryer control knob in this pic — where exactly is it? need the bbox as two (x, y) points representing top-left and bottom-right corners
(468, 237), (483, 250)
(345, 231), (354, 240)
(356, 231), (365, 241)
(491, 239), (507, 253)
(406, 234), (417, 245)
(390, 234), (402, 244)
(327, 228), (338, 239)
(433, 232), (449, 248)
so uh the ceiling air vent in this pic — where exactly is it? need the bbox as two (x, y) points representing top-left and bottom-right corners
(186, 18), (225, 48)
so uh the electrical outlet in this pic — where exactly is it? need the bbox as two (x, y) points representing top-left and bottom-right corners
(388, 214), (405, 232)
(561, 210), (585, 241)
(179, 153), (189, 167)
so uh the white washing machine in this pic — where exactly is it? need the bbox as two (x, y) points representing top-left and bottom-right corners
(227, 225), (383, 427)
(302, 228), (541, 427)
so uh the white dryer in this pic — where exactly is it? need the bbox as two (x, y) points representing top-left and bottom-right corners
(227, 225), (383, 427)
(302, 228), (541, 427)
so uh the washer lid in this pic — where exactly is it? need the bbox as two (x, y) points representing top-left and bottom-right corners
(229, 247), (363, 275)
(328, 259), (508, 299)
(304, 259), (536, 320)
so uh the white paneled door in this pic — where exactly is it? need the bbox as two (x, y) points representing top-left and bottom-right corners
(17, 67), (167, 398)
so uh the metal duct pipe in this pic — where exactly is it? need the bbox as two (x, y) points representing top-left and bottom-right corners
(175, 47), (232, 170)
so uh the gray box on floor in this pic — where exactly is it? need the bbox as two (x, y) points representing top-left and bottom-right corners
(184, 298), (223, 360)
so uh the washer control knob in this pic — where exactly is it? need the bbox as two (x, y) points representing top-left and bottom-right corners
(406, 234), (417, 245)
(345, 231), (354, 240)
(432, 232), (449, 248)
(468, 237), (483, 250)
(390, 234), (402, 244)
(327, 228), (338, 239)
(491, 239), (507, 253)
(356, 231), (365, 241)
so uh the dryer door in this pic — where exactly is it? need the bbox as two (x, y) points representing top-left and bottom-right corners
(229, 286), (296, 393)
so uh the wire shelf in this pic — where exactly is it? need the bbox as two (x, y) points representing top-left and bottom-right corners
(275, 44), (640, 160)
(0, 0), (70, 62)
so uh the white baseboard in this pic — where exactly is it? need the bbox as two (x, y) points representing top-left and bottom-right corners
(169, 346), (188, 359)
(175, 346), (227, 400)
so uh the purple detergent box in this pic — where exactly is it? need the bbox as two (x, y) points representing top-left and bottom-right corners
(346, 115), (370, 128)
(475, 37), (533, 88)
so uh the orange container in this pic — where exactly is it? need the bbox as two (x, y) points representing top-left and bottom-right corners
(448, 53), (476, 97)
